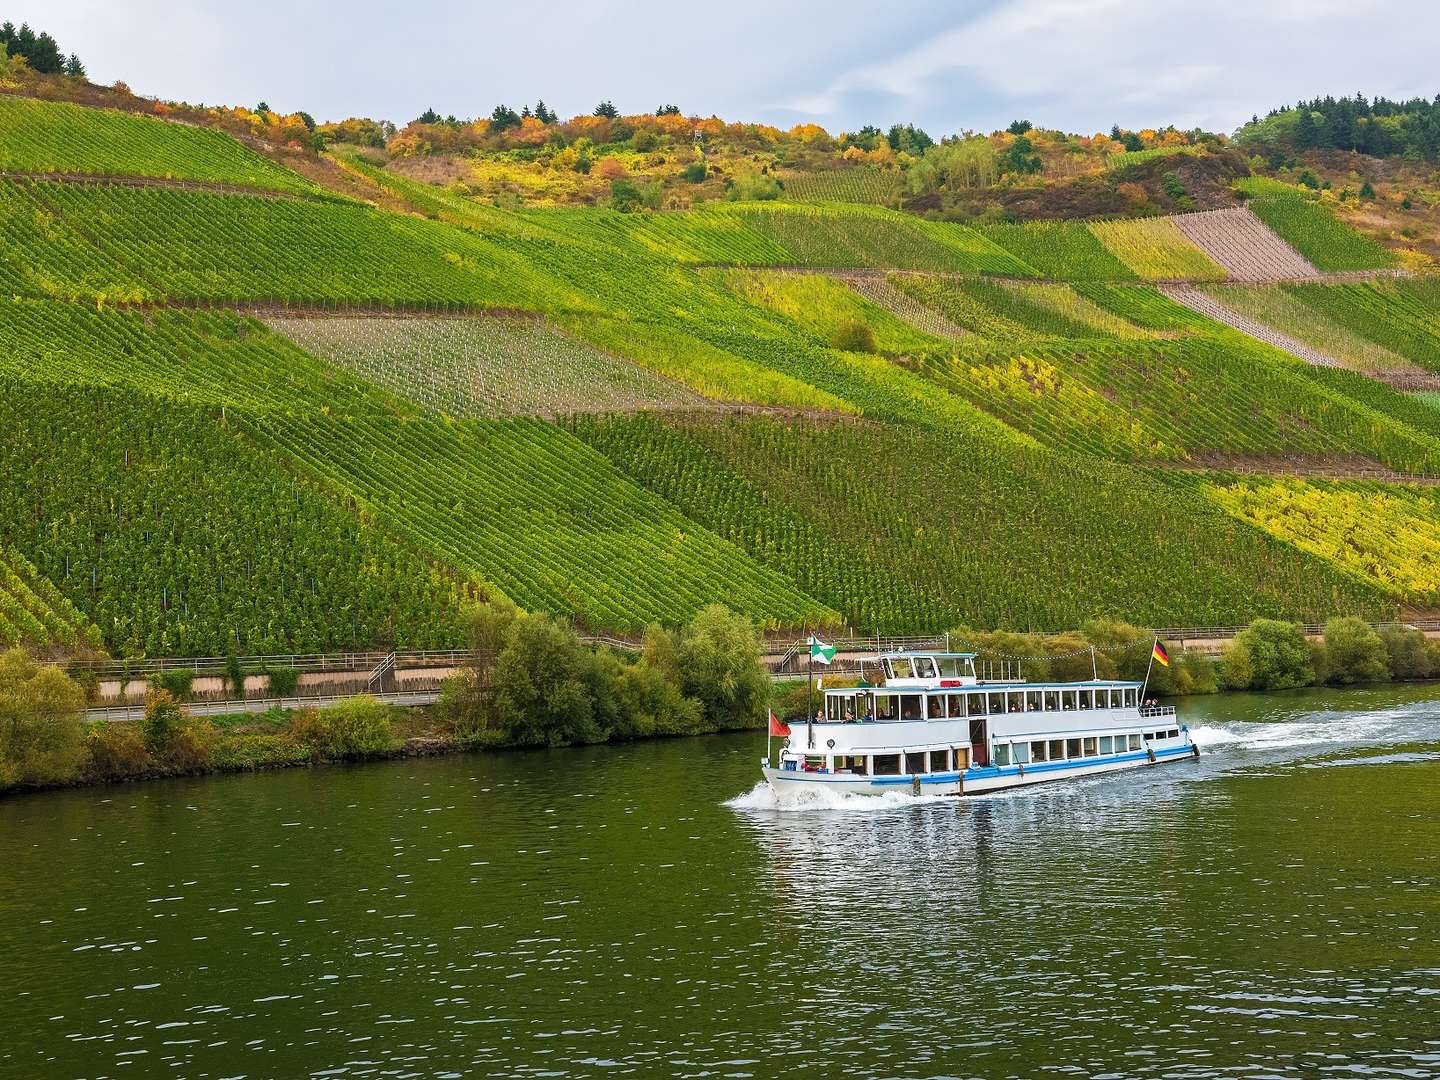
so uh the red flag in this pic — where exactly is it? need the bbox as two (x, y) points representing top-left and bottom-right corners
(768, 711), (790, 737)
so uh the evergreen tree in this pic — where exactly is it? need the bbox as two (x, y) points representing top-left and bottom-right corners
(63, 53), (84, 78)
(656, 104), (681, 116)
(534, 100), (556, 124)
(490, 104), (521, 130)
(594, 100), (619, 119)
(415, 108), (442, 125)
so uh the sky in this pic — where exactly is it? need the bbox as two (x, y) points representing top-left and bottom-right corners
(9, 0), (1440, 137)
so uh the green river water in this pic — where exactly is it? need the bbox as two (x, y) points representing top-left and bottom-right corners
(2, 685), (1438, 1079)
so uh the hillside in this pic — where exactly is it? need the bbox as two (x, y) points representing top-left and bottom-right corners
(1, 87), (1438, 658)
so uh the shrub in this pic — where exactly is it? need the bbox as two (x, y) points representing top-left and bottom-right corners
(85, 721), (149, 780)
(683, 161), (707, 184)
(224, 648), (247, 698)
(210, 733), (310, 771)
(1233, 619), (1314, 690)
(1172, 650), (1218, 696)
(831, 320), (877, 353)
(1321, 616), (1389, 685)
(0, 649), (88, 789)
(1379, 626), (1434, 680)
(265, 666), (300, 697)
(164, 716), (218, 771)
(614, 659), (704, 739)
(291, 695), (397, 759)
(148, 668), (194, 701)
(141, 689), (187, 754)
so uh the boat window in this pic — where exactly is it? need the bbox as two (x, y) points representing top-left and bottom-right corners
(825, 696), (842, 723)
(1013, 742), (1030, 764)
(939, 656), (968, 678)
(929, 749), (949, 772)
(1169, 728), (1180, 739)
(1083, 737), (1098, 757)
(994, 743), (1011, 767)
(874, 694), (897, 722)
(970, 693), (988, 716)
(1109, 689), (1123, 708)
(904, 751), (927, 774)
(1048, 739), (1065, 760)
(803, 756), (827, 771)
(912, 656), (937, 679)
(837, 755), (869, 775)
(900, 695), (924, 721)
(1007, 691), (1025, 714)
(1124, 688), (1138, 707)
(1128, 734), (1141, 751)
(873, 753), (900, 776)
(1062, 689), (1078, 711)
(988, 692), (1006, 715)
(946, 693), (967, 718)
(1025, 690), (1043, 712)
(1043, 690), (1059, 711)
(1078, 690), (1094, 710)
(889, 657), (915, 679)
(1031, 741), (1048, 762)
(1099, 736), (1113, 754)
(1066, 738), (1082, 758)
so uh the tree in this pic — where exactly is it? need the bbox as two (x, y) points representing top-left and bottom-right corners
(255, 101), (271, 115)
(887, 123), (933, 154)
(141, 689), (186, 755)
(0, 649), (87, 789)
(1379, 626), (1433, 680)
(62, 53), (84, 78)
(490, 104), (521, 130)
(1233, 619), (1313, 690)
(1006, 119), (1033, 135)
(675, 605), (767, 731)
(533, 100), (556, 124)
(656, 104), (681, 116)
(1321, 617), (1389, 685)
(415, 108), (442, 125)
(594, 100), (619, 119)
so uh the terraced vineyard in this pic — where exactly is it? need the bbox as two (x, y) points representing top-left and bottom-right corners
(266, 314), (707, 417)
(2, 90), (1435, 653)
(1198, 285), (1419, 373)
(1246, 195), (1396, 272)
(0, 95), (324, 196)
(245, 412), (837, 632)
(783, 167), (901, 205)
(1173, 207), (1318, 282)
(0, 379), (465, 656)
(571, 413), (1392, 631)
(1088, 217), (1226, 281)
(0, 545), (101, 651)
(1206, 477), (1440, 602)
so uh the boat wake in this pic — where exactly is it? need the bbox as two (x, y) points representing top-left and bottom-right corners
(1188, 708), (1426, 754)
(725, 781), (955, 813)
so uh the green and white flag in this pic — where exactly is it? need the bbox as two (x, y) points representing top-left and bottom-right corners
(808, 634), (837, 665)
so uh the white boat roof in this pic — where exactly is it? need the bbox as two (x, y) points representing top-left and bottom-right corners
(879, 650), (977, 659)
(826, 679), (1142, 693)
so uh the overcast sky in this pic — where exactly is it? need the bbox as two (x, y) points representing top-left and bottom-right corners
(10, 0), (1439, 136)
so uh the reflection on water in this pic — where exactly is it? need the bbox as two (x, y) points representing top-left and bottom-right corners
(1, 684), (1438, 1078)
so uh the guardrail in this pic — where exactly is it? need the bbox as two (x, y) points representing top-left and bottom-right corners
(86, 690), (441, 723)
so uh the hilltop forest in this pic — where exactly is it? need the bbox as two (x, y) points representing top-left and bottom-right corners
(2, 24), (1440, 660)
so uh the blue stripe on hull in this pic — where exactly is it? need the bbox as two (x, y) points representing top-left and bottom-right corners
(769, 743), (1197, 793)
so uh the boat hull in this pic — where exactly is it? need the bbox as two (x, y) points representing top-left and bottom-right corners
(762, 741), (1198, 800)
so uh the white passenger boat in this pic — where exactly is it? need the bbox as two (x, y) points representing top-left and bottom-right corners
(762, 650), (1197, 799)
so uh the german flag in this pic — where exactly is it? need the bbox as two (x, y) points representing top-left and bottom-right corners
(1152, 639), (1171, 667)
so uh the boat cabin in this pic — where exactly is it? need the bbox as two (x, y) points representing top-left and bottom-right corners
(877, 651), (978, 689)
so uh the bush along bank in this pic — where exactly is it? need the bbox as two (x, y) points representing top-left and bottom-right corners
(0, 601), (772, 795)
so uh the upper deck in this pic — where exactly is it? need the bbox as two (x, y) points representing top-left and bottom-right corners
(875, 651), (981, 689)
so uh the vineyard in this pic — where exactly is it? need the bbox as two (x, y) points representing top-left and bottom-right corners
(1205, 477), (1440, 603)
(782, 167), (902, 206)
(1088, 217), (1226, 281)
(569, 412), (1392, 631)
(0, 545), (101, 651)
(243, 411), (837, 632)
(1172, 207), (1318, 282)
(0, 379), (465, 657)
(1197, 285), (1419, 373)
(265, 314), (707, 417)
(1246, 195), (1396, 272)
(3, 92), (1438, 655)
(0, 95), (324, 197)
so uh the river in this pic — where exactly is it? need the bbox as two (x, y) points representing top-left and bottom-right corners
(2, 685), (1438, 1078)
